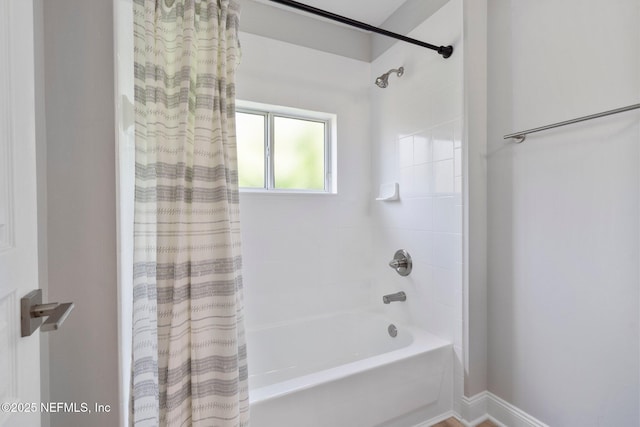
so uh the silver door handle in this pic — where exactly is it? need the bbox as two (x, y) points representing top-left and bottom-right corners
(21, 289), (74, 337)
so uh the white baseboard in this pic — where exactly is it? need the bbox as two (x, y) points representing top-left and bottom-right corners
(413, 410), (457, 427)
(460, 392), (489, 425)
(485, 393), (549, 427)
(460, 392), (549, 427)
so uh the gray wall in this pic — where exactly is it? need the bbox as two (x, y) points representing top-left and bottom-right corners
(487, 0), (639, 425)
(33, 1), (50, 425)
(43, 0), (119, 425)
(463, 0), (488, 398)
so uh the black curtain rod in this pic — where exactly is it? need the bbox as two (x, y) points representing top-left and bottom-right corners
(266, 0), (454, 59)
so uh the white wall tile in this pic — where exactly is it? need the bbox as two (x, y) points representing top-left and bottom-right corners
(338, 226), (373, 281)
(453, 286), (463, 322)
(431, 302), (454, 341)
(434, 267), (456, 307)
(454, 176), (462, 194)
(453, 119), (462, 149)
(432, 124), (455, 161)
(454, 203), (462, 234)
(370, 0), (463, 344)
(453, 317), (463, 351)
(405, 197), (434, 231)
(399, 167), (415, 198)
(237, 33), (373, 328)
(430, 85), (460, 127)
(433, 196), (457, 233)
(414, 163), (433, 196)
(434, 159), (455, 194)
(433, 232), (457, 269)
(398, 136), (414, 168)
(413, 133), (432, 164)
(239, 3), (464, 349)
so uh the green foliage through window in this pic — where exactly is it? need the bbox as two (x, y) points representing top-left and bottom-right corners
(235, 105), (331, 192)
(273, 116), (325, 190)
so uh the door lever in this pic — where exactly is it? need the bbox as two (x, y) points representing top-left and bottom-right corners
(21, 289), (74, 337)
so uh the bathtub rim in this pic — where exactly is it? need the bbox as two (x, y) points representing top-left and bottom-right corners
(248, 323), (451, 404)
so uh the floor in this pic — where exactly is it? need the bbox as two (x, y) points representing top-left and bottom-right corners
(431, 418), (497, 427)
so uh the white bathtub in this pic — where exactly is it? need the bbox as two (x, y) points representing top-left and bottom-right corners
(247, 310), (452, 427)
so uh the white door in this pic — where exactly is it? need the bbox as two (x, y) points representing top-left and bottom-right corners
(0, 0), (42, 426)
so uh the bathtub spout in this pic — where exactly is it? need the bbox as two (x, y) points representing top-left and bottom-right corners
(382, 291), (406, 304)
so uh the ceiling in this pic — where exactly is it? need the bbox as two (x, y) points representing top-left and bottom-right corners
(253, 0), (409, 26)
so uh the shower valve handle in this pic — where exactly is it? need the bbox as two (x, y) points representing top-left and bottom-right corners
(388, 259), (407, 269)
(388, 249), (412, 276)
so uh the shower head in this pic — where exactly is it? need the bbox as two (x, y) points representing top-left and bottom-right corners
(375, 67), (404, 88)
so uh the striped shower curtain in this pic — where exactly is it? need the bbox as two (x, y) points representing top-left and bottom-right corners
(130, 0), (249, 426)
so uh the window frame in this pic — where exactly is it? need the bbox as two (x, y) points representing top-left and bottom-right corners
(235, 100), (337, 194)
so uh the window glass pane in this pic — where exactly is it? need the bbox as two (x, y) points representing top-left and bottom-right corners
(273, 116), (325, 190)
(236, 112), (265, 188)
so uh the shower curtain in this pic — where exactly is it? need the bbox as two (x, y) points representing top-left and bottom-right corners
(130, 1), (248, 426)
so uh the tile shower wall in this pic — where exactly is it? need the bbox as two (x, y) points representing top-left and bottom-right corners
(238, 2), (464, 372)
(370, 0), (463, 381)
(235, 33), (373, 329)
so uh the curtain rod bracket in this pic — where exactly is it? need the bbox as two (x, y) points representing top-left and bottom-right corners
(438, 45), (454, 59)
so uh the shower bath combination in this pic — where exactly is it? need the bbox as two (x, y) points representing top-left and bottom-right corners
(375, 66), (404, 88)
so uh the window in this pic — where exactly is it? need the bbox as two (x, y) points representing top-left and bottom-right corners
(235, 101), (336, 193)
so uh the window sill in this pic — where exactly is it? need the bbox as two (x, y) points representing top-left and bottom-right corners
(239, 189), (338, 197)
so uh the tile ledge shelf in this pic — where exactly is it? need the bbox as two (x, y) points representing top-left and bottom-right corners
(375, 182), (400, 201)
